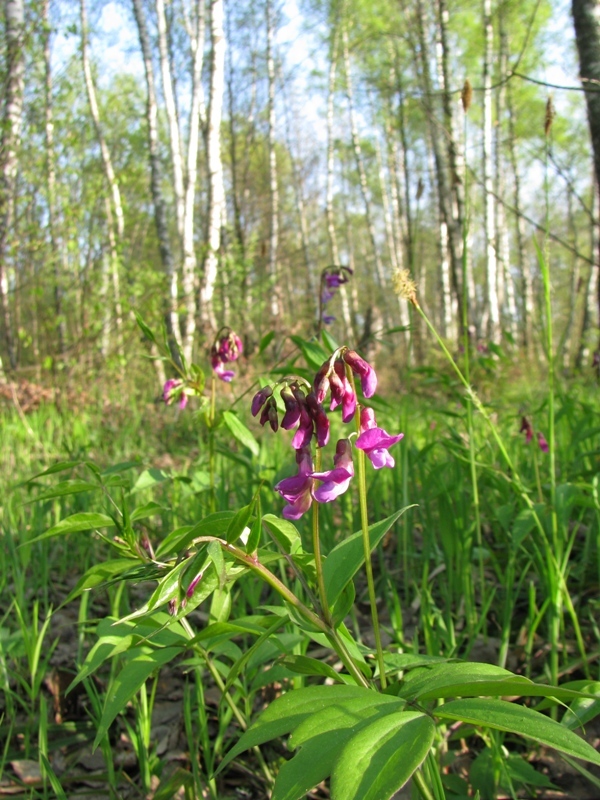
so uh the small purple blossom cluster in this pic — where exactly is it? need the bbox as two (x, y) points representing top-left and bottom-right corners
(252, 347), (403, 520)
(211, 329), (243, 382)
(163, 379), (187, 410)
(519, 416), (548, 453)
(320, 266), (352, 325)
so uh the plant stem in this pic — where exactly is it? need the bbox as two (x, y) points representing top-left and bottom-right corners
(356, 444), (387, 689)
(312, 448), (331, 624)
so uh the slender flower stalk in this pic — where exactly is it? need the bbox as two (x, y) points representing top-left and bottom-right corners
(311, 448), (331, 625)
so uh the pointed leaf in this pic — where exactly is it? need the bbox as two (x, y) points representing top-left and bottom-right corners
(29, 512), (115, 543)
(330, 712), (434, 800)
(435, 699), (600, 766)
(262, 515), (302, 554)
(324, 509), (411, 606)
(216, 685), (370, 774)
(222, 411), (260, 457)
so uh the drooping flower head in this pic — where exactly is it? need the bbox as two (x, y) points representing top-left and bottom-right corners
(537, 432), (549, 453)
(211, 328), (243, 381)
(163, 379), (188, 410)
(355, 407), (404, 469)
(519, 416), (533, 444)
(274, 445), (314, 520)
(310, 438), (354, 503)
(342, 349), (377, 398)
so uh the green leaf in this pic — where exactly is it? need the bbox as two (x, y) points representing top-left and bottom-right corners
(258, 331), (275, 353)
(26, 479), (101, 504)
(39, 753), (67, 800)
(131, 501), (165, 522)
(245, 514), (262, 554)
(132, 468), (170, 494)
(26, 461), (81, 482)
(64, 559), (143, 604)
(207, 540), (226, 588)
(29, 512), (116, 543)
(278, 655), (342, 683)
(94, 645), (181, 748)
(560, 681), (600, 730)
(320, 329), (339, 353)
(222, 411), (260, 457)
(435, 699), (600, 766)
(330, 712), (435, 800)
(134, 310), (158, 344)
(397, 662), (533, 701)
(262, 514), (302, 554)
(323, 509), (411, 606)
(226, 502), (255, 544)
(156, 511), (235, 558)
(289, 335), (329, 371)
(272, 695), (407, 800)
(216, 685), (370, 774)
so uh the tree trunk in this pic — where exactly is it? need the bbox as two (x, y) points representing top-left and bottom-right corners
(483, 0), (500, 342)
(0, 0), (25, 371)
(81, 0), (124, 360)
(200, 0), (226, 331)
(266, 0), (281, 319)
(326, 27), (353, 337)
(131, 0), (182, 354)
(572, 0), (600, 350)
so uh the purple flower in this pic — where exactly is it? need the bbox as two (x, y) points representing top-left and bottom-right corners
(306, 391), (330, 448)
(163, 379), (188, 410)
(343, 350), (377, 398)
(537, 432), (549, 453)
(291, 407), (313, 449)
(323, 314), (336, 325)
(211, 354), (235, 382)
(280, 386), (301, 429)
(519, 416), (533, 444)
(217, 332), (243, 362)
(329, 361), (357, 423)
(321, 288), (335, 305)
(314, 364), (331, 404)
(251, 385), (273, 417)
(275, 446), (314, 520)
(355, 407), (403, 469)
(259, 397), (279, 432)
(311, 438), (354, 503)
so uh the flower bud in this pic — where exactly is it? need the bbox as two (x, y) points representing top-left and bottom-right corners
(343, 350), (377, 398)
(281, 386), (301, 429)
(251, 385), (273, 417)
(314, 362), (331, 404)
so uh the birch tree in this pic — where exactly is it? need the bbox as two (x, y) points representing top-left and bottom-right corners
(483, 0), (500, 342)
(0, 0), (25, 372)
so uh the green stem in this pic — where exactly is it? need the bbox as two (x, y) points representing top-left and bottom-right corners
(356, 444), (387, 689)
(312, 449), (331, 625)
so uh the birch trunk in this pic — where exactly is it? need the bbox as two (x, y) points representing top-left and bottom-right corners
(266, 0), (281, 319)
(43, 0), (66, 357)
(80, 0), (123, 359)
(326, 28), (353, 336)
(0, 0), (25, 371)
(180, 0), (206, 358)
(506, 61), (534, 353)
(483, 0), (500, 342)
(200, 0), (226, 331)
(342, 27), (386, 294)
(131, 0), (182, 353)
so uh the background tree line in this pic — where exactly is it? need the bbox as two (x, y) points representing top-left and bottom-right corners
(0, 0), (597, 384)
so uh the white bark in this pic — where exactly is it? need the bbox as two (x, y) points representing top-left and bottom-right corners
(181, 0), (206, 360)
(483, 0), (500, 342)
(201, 0), (226, 330)
(156, 0), (185, 239)
(266, 0), (280, 318)
(80, 0), (123, 358)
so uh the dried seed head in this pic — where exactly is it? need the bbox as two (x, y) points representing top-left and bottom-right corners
(544, 96), (555, 137)
(392, 269), (418, 306)
(461, 79), (472, 113)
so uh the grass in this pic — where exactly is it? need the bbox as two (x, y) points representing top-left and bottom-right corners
(1, 354), (599, 798)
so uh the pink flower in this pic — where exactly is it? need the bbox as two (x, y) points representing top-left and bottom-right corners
(343, 350), (377, 398)
(275, 446), (314, 520)
(163, 379), (188, 410)
(537, 432), (549, 453)
(281, 386), (302, 430)
(329, 361), (356, 422)
(211, 354), (235, 382)
(355, 407), (403, 469)
(251, 385), (273, 417)
(311, 439), (354, 503)
(520, 416), (533, 444)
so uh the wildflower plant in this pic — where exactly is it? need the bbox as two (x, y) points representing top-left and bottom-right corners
(27, 323), (600, 799)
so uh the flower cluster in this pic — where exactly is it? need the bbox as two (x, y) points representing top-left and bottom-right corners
(519, 416), (548, 453)
(211, 329), (243, 382)
(252, 346), (403, 519)
(163, 378), (188, 410)
(320, 266), (352, 325)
